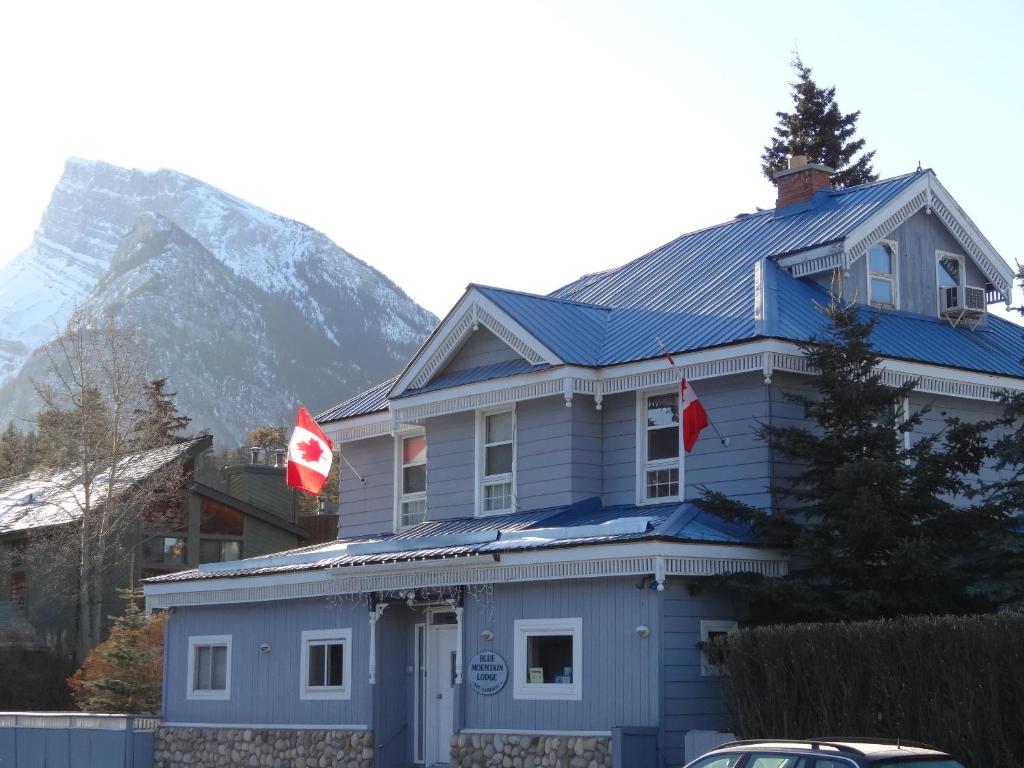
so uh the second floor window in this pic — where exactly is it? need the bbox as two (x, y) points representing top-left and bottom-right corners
(643, 391), (680, 501)
(399, 433), (427, 528)
(868, 241), (898, 309)
(479, 409), (515, 514)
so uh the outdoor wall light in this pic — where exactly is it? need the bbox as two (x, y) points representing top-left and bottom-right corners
(259, 643), (272, 653)
(635, 625), (650, 639)
(481, 630), (494, 641)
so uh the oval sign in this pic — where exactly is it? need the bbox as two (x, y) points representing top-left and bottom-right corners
(468, 651), (508, 695)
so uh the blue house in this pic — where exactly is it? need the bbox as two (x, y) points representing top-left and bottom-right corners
(144, 159), (1023, 768)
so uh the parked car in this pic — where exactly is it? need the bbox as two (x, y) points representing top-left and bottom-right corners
(683, 739), (965, 768)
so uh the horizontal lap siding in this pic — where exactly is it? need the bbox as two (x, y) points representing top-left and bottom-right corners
(427, 411), (476, 520)
(460, 577), (660, 732)
(602, 392), (636, 506)
(660, 580), (737, 767)
(910, 392), (1012, 485)
(685, 373), (771, 507)
(441, 328), (522, 374)
(338, 436), (394, 537)
(164, 598), (372, 726)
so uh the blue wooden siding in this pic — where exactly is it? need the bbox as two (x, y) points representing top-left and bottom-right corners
(659, 579), (738, 768)
(374, 607), (414, 767)
(163, 597), (372, 726)
(812, 211), (991, 319)
(425, 410), (476, 521)
(601, 374), (772, 509)
(910, 391), (1011, 484)
(338, 435), (393, 537)
(459, 577), (661, 732)
(440, 327), (523, 374)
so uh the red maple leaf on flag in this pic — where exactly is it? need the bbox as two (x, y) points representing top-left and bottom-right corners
(298, 437), (325, 463)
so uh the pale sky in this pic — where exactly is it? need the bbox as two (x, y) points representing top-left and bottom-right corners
(1, 1), (1022, 320)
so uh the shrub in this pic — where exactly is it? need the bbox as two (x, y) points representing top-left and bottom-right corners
(713, 613), (1024, 766)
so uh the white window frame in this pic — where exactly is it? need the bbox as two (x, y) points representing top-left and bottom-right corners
(866, 239), (899, 310)
(299, 628), (353, 701)
(700, 620), (738, 677)
(934, 249), (966, 317)
(394, 427), (427, 531)
(475, 406), (516, 517)
(513, 617), (582, 701)
(186, 634), (232, 701)
(636, 387), (683, 506)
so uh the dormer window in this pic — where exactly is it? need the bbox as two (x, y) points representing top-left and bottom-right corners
(396, 431), (427, 528)
(936, 250), (984, 324)
(867, 241), (898, 309)
(477, 408), (515, 515)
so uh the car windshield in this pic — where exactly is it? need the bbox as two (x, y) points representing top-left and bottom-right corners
(874, 761), (964, 768)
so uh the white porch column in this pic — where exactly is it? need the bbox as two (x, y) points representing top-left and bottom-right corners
(368, 603), (387, 685)
(455, 605), (464, 684)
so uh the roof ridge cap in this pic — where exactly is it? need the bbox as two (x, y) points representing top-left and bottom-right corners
(473, 283), (611, 311)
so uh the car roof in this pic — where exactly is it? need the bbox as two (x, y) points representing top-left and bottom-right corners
(707, 739), (951, 761)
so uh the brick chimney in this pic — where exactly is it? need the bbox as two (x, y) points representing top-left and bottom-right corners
(774, 155), (834, 209)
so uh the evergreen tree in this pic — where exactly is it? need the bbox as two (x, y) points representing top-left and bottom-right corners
(246, 426), (286, 458)
(130, 378), (192, 450)
(67, 588), (163, 714)
(762, 55), (878, 190)
(0, 423), (38, 477)
(699, 297), (1019, 622)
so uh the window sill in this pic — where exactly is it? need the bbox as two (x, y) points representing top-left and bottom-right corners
(512, 683), (582, 701)
(299, 687), (352, 701)
(186, 689), (230, 701)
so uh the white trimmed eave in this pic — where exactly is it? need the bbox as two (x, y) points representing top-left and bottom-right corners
(389, 287), (564, 399)
(324, 337), (1024, 442)
(143, 539), (790, 609)
(780, 172), (1014, 303)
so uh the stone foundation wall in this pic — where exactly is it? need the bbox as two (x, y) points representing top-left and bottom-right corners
(154, 726), (374, 768)
(450, 732), (613, 768)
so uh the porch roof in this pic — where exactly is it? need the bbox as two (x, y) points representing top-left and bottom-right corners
(143, 497), (754, 584)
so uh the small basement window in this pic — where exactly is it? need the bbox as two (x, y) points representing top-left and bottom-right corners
(700, 619), (738, 676)
(187, 635), (231, 700)
(867, 241), (898, 309)
(513, 618), (582, 700)
(300, 628), (352, 700)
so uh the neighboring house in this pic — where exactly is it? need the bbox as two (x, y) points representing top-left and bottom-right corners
(144, 160), (1023, 768)
(0, 436), (310, 658)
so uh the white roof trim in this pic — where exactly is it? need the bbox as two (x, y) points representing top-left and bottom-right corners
(784, 172), (1013, 301)
(144, 540), (789, 609)
(389, 288), (564, 399)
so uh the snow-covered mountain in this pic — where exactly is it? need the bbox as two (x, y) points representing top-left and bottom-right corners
(0, 159), (436, 443)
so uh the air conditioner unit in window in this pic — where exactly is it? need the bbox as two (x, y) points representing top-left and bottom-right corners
(939, 285), (986, 326)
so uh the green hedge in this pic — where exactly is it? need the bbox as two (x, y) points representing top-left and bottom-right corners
(713, 613), (1024, 766)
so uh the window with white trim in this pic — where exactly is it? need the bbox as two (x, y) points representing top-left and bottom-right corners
(478, 408), (515, 515)
(396, 431), (427, 528)
(300, 628), (352, 700)
(513, 617), (582, 700)
(867, 240), (898, 309)
(187, 635), (231, 700)
(700, 619), (738, 676)
(639, 389), (681, 503)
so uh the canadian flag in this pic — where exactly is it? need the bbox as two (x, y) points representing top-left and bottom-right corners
(286, 406), (334, 496)
(680, 377), (709, 453)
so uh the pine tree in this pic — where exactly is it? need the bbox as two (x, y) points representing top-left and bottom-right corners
(130, 378), (192, 450)
(699, 297), (1019, 622)
(762, 55), (878, 190)
(0, 423), (37, 477)
(67, 588), (163, 714)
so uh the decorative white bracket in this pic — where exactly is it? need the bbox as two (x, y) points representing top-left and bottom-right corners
(762, 352), (774, 385)
(562, 378), (574, 408)
(593, 381), (604, 411)
(653, 556), (666, 592)
(368, 602), (388, 684)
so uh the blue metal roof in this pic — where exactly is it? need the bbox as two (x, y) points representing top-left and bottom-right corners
(144, 497), (756, 583)
(318, 170), (1023, 423)
(317, 375), (395, 423)
(404, 359), (550, 396)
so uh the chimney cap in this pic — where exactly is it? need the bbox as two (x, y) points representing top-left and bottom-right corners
(773, 157), (835, 180)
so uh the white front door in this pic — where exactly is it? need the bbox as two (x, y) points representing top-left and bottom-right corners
(426, 624), (457, 765)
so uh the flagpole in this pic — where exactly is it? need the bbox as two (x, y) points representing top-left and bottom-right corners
(655, 338), (730, 448)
